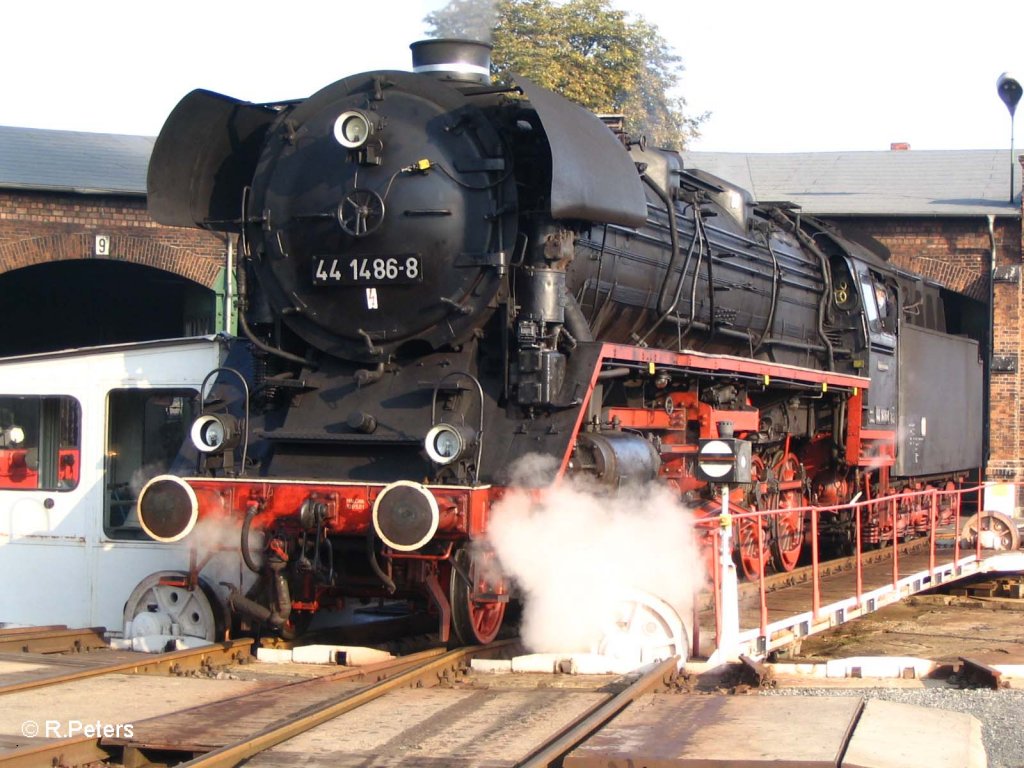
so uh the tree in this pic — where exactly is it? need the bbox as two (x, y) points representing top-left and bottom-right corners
(424, 0), (705, 148)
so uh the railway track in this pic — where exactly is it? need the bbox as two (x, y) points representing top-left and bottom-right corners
(0, 640), (681, 768)
(0, 636), (253, 696)
(189, 649), (677, 768)
(0, 619), (1005, 767)
(0, 626), (108, 655)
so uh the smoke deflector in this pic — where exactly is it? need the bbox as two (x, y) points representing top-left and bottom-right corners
(515, 76), (648, 229)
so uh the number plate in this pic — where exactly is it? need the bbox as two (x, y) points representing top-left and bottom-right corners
(313, 255), (423, 285)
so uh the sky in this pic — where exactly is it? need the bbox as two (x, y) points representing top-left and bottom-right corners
(1, 1), (1021, 153)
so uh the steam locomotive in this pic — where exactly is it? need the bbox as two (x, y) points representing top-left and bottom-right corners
(139, 39), (983, 646)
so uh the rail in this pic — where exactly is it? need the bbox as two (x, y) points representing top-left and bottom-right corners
(178, 640), (518, 768)
(693, 482), (1024, 662)
(517, 656), (679, 767)
(0, 638), (254, 696)
(0, 625), (107, 654)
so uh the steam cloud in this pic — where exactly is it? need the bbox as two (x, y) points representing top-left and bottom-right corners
(484, 454), (705, 653)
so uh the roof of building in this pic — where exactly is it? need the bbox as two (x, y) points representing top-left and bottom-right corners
(0, 125), (152, 196)
(680, 149), (1020, 217)
(0, 124), (1019, 217)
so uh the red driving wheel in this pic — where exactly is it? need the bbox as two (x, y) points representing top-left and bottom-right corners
(735, 456), (770, 580)
(770, 453), (806, 572)
(449, 545), (508, 646)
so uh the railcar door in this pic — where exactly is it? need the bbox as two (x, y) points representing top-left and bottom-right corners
(0, 390), (93, 627)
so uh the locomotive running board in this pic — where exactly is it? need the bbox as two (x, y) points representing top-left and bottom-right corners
(556, 342), (871, 479)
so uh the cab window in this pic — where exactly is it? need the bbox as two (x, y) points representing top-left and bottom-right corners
(0, 395), (81, 491)
(104, 388), (198, 539)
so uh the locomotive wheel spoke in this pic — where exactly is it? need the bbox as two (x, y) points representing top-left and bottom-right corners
(736, 515), (769, 580)
(770, 505), (804, 572)
(449, 545), (508, 646)
(736, 457), (769, 580)
(769, 453), (805, 572)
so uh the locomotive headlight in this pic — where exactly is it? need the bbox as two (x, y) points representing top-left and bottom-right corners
(333, 110), (373, 149)
(424, 424), (476, 465)
(190, 413), (240, 454)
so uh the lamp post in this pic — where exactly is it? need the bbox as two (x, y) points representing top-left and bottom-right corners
(997, 73), (1022, 203)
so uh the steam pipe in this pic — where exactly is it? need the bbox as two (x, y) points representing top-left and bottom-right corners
(644, 175), (682, 316)
(236, 266), (311, 367)
(675, 210), (709, 347)
(562, 288), (594, 342)
(587, 225), (610, 325)
(271, 561), (292, 621)
(640, 198), (701, 346)
(769, 210), (835, 370)
(228, 589), (283, 628)
(752, 235), (781, 356)
(240, 503), (262, 574)
(222, 234), (235, 334)
(703, 213), (716, 349)
(366, 527), (397, 594)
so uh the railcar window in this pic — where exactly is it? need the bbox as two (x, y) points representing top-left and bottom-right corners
(0, 395), (81, 491)
(104, 388), (199, 540)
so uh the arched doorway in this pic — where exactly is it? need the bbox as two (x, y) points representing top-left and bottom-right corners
(0, 260), (217, 357)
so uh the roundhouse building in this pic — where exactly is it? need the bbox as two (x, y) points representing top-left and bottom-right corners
(0, 126), (229, 356)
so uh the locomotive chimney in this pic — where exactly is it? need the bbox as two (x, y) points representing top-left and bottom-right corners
(411, 39), (492, 85)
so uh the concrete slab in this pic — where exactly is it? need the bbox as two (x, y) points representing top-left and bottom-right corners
(511, 653), (560, 673)
(564, 695), (861, 767)
(470, 658), (513, 673)
(507, 652), (643, 676)
(842, 699), (986, 768)
(824, 656), (937, 680)
(289, 644), (394, 666)
(255, 647), (293, 664)
(290, 644), (342, 664)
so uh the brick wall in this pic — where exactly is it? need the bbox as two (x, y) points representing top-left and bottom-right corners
(835, 216), (1010, 301)
(0, 189), (223, 286)
(987, 214), (1024, 487)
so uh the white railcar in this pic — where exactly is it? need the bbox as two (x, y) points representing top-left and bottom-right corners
(0, 336), (244, 647)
